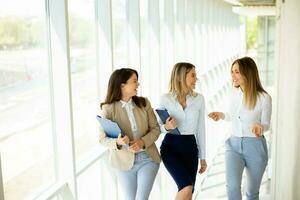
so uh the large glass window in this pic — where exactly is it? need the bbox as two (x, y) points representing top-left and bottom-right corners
(68, 0), (99, 161)
(0, 0), (54, 199)
(112, 0), (128, 68)
(140, 0), (150, 97)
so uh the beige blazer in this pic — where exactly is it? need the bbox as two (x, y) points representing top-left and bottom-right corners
(99, 97), (161, 171)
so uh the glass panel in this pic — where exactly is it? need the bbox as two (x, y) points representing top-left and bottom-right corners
(68, 0), (99, 161)
(112, 0), (128, 68)
(76, 153), (123, 199)
(77, 160), (103, 200)
(0, 0), (55, 199)
(140, 0), (150, 97)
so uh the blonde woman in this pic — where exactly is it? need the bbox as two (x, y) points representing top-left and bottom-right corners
(159, 63), (207, 200)
(100, 68), (160, 200)
(208, 57), (272, 200)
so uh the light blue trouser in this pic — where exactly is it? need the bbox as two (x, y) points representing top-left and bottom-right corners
(225, 136), (268, 200)
(115, 151), (160, 200)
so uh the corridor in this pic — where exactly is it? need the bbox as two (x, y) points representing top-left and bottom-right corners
(1, 0), (300, 199)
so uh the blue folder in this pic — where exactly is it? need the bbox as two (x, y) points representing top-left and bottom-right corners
(155, 109), (181, 135)
(96, 115), (123, 138)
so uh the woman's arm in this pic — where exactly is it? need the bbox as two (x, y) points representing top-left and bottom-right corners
(252, 94), (272, 137)
(196, 95), (206, 160)
(261, 94), (272, 132)
(140, 98), (160, 148)
(208, 112), (225, 121)
(195, 95), (208, 174)
(208, 89), (235, 122)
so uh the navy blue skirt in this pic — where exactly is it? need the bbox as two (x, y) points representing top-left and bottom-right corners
(160, 134), (199, 192)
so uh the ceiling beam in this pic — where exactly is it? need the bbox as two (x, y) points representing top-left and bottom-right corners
(232, 6), (276, 16)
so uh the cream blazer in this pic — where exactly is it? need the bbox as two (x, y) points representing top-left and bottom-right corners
(99, 98), (161, 171)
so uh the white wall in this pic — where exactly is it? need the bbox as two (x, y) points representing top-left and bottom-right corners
(272, 0), (300, 199)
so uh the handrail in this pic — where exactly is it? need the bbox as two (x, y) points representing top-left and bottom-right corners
(76, 148), (108, 176)
(33, 147), (108, 200)
(34, 182), (71, 200)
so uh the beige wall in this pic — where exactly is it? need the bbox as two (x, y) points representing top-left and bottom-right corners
(272, 0), (300, 199)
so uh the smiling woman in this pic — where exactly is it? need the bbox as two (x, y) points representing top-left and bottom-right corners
(99, 68), (161, 200)
(208, 57), (272, 200)
(158, 62), (207, 200)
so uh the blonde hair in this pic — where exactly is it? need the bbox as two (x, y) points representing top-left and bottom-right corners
(169, 62), (196, 97)
(232, 57), (267, 110)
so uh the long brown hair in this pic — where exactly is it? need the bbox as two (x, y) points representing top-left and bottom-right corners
(169, 62), (196, 97)
(232, 57), (267, 109)
(100, 68), (146, 108)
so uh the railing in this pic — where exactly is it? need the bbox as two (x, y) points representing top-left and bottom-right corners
(33, 148), (108, 200)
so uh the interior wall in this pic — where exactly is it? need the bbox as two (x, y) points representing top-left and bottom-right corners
(273, 0), (300, 199)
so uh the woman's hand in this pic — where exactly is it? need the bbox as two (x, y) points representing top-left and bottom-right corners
(129, 139), (145, 152)
(208, 112), (225, 121)
(116, 135), (130, 146)
(199, 159), (207, 174)
(164, 117), (177, 130)
(252, 123), (264, 137)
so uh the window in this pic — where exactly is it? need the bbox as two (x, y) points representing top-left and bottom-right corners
(0, 0), (55, 199)
(112, 0), (128, 68)
(68, 0), (99, 161)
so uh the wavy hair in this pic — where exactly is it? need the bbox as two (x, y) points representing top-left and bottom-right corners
(168, 62), (196, 97)
(232, 57), (267, 109)
(100, 68), (146, 108)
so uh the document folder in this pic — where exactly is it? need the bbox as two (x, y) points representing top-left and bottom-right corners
(96, 115), (123, 138)
(155, 109), (181, 135)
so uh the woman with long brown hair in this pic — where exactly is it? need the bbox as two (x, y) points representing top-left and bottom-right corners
(208, 57), (272, 200)
(100, 68), (160, 200)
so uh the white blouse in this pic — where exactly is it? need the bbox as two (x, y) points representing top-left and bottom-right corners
(159, 93), (206, 159)
(120, 99), (141, 138)
(224, 88), (272, 137)
(120, 99), (145, 152)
